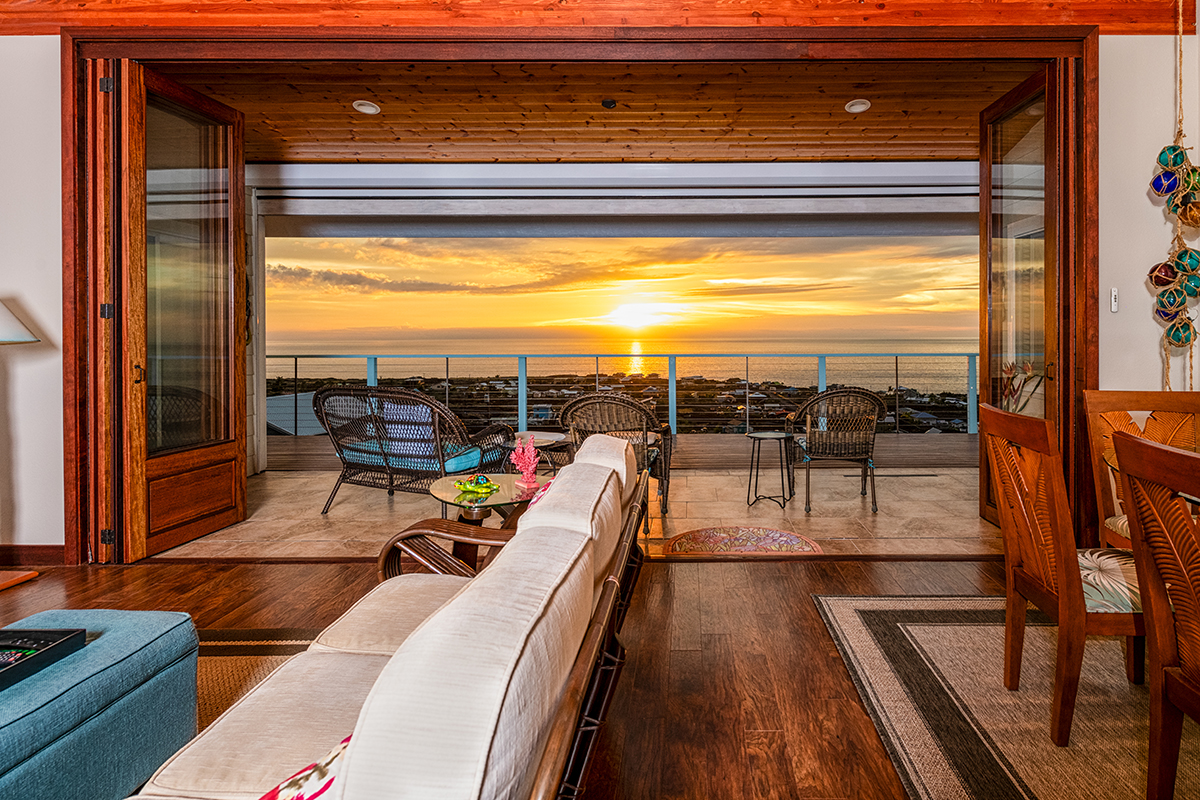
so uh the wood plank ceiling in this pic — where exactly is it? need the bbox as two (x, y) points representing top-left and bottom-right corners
(150, 60), (1044, 163)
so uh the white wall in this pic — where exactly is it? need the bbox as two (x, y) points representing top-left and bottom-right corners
(0, 36), (64, 547)
(1099, 35), (1200, 390)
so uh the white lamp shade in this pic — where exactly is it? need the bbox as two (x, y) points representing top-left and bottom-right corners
(0, 304), (38, 344)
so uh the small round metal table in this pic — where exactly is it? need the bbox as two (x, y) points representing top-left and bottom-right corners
(503, 431), (571, 474)
(746, 430), (793, 508)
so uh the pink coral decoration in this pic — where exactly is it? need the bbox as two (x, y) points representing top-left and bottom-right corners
(509, 435), (541, 489)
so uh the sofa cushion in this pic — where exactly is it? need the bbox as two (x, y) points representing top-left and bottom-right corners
(309, 574), (470, 655)
(140, 652), (389, 800)
(259, 735), (351, 800)
(515, 461), (622, 594)
(572, 434), (638, 507)
(335, 524), (595, 800)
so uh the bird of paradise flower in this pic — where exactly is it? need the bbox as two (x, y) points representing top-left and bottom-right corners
(1000, 361), (1044, 413)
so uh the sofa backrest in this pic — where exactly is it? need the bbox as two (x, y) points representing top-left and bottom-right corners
(335, 520), (595, 800)
(514, 462), (623, 604)
(571, 434), (638, 508)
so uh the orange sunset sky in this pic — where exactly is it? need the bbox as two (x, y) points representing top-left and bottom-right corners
(264, 236), (979, 352)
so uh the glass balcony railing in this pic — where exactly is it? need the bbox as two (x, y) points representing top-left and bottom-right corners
(264, 351), (979, 437)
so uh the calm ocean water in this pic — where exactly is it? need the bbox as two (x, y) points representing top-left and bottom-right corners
(266, 335), (979, 395)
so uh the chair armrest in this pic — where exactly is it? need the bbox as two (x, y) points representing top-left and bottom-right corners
(469, 423), (516, 469)
(656, 422), (673, 465)
(377, 518), (516, 581)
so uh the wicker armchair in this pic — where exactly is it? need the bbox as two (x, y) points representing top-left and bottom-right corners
(1114, 432), (1200, 800)
(559, 392), (672, 516)
(785, 387), (886, 513)
(312, 385), (512, 514)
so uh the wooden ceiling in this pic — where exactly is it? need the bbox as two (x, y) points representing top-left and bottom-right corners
(150, 60), (1044, 163)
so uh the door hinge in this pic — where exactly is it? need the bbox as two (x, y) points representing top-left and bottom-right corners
(99, 303), (114, 319)
(98, 77), (114, 93)
(99, 529), (116, 545)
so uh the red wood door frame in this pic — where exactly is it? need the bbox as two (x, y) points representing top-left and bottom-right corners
(60, 26), (1100, 564)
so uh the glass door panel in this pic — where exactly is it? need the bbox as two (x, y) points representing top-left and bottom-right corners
(989, 93), (1050, 418)
(145, 97), (232, 453)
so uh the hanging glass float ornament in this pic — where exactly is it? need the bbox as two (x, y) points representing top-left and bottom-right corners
(1159, 144), (1191, 170)
(1173, 246), (1200, 274)
(1180, 202), (1200, 228)
(1156, 306), (1183, 323)
(1149, 261), (1179, 287)
(1180, 273), (1200, 297)
(1157, 285), (1189, 313)
(1152, 170), (1182, 196)
(1167, 316), (1197, 347)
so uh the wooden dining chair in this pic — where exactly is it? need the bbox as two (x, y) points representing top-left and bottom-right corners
(980, 404), (1145, 747)
(1082, 390), (1200, 548)
(1113, 432), (1200, 800)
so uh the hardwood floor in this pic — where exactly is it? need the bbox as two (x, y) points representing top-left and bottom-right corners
(0, 558), (1006, 798)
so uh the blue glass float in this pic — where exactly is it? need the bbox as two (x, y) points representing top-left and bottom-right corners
(1149, 261), (1179, 287)
(1167, 317), (1196, 347)
(1159, 144), (1190, 170)
(1174, 248), (1200, 274)
(1156, 306), (1182, 323)
(1158, 286), (1189, 312)
(1152, 170), (1181, 196)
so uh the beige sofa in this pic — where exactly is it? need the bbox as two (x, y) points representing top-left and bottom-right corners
(131, 434), (647, 800)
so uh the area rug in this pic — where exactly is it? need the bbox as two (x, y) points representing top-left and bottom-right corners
(197, 628), (319, 730)
(814, 595), (1200, 800)
(666, 526), (823, 555)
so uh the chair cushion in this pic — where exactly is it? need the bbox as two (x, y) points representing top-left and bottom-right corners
(1104, 514), (1130, 538)
(341, 440), (481, 474)
(1077, 548), (1142, 614)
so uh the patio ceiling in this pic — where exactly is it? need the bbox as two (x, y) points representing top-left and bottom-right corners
(150, 59), (1043, 163)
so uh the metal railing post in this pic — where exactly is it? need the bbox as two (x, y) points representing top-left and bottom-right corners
(668, 355), (677, 433)
(967, 354), (978, 434)
(445, 358), (450, 407)
(293, 356), (299, 435)
(367, 356), (378, 387)
(518, 356), (528, 432)
(594, 357), (600, 391)
(895, 356), (901, 433)
(818, 355), (827, 392)
(744, 357), (751, 433)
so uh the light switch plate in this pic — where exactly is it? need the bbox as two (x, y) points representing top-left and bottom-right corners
(1111, 287), (1119, 312)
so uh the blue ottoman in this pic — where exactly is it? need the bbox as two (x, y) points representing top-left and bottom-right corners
(0, 609), (198, 800)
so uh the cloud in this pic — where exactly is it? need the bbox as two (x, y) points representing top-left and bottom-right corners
(266, 261), (687, 296)
(688, 278), (855, 297)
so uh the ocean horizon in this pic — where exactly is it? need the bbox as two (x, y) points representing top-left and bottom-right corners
(265, 335), (980, 395)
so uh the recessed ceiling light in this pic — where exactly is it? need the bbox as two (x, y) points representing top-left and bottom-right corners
(601, 99), (617, 109)
(352, 100), (381, 115)
(1025, 102), (1046, 117)
(844, 99), (872, 114)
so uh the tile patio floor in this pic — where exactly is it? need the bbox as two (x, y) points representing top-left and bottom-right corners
(154, 466), (1001, 560)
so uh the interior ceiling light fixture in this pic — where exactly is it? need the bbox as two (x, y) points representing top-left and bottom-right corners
(844, 99), (872, 114)
(352, 100), (382, 115)
(601, 99), (617, 109)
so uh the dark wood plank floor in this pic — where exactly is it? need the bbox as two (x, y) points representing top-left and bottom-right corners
(0, 559), (1005, 798)
(266, 432), (979, 471)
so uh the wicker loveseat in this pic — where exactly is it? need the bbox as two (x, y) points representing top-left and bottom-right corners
(312, 385), (512, 514)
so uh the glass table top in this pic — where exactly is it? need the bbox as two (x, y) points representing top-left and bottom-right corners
(429, 473), (544, 510)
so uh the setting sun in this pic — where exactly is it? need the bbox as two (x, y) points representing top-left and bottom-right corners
(601, 303), (685, 330)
